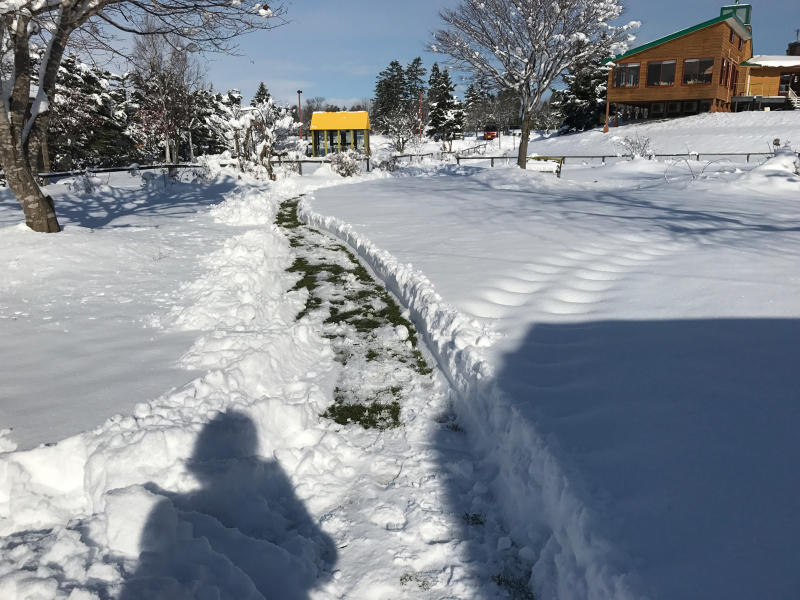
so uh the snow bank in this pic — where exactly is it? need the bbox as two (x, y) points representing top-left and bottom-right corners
(528, 111), (800, 156)
(298, 195), (640, 599)
(0, 178), (336, 599)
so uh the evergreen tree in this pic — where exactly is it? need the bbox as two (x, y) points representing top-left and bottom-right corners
(373, 59), (421, 151)
(188, 87), (231, 156)
(427, 64), (463, 149)
(251, 82), (271, 106)
(405, 57), (427, 131)
(550, 39), (613, 131)
(373, 60), (407, 133)
(48, 54), (135, 170)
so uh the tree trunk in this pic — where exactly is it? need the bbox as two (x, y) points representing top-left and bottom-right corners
(517, 103), (532, 169)
(2, 153), (60, 232)
(188, 130), (195, 162)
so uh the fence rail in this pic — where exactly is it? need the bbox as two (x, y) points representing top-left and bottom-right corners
(26, 156), (373, 181)
(35, 163), (203, 180)
(3, 150), (792, 187)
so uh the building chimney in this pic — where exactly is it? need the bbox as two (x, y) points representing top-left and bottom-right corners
(789, 29), (800, 56)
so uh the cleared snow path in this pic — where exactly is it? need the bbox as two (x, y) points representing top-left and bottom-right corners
(0, 171), (529, 599)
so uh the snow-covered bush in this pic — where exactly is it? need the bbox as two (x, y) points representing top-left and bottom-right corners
(141, 170), (167, 190)
(66, 172), (102, 194)
(329, 150), (362, 177)
(229, 99), (299, 180)
(618, 134), (654, 159)
(375, 158), (399, 173)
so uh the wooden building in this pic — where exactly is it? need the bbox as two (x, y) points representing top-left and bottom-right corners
(604, 3), (799, 129)
(309, 111), (370, 157)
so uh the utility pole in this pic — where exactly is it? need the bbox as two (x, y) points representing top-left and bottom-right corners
(297, 90), (303, 139)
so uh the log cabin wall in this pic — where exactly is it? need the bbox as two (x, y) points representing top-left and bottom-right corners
(747, 68), (782, 97)
(608, 21), (753, 112)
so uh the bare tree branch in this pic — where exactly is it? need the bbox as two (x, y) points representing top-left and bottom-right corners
(431, 0), (637, 168)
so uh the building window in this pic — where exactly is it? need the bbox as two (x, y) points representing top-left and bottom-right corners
(779, 73), (792, 95)
(738, 37), (743, 51)
(729, 29), (735, 44)
(613, 63), (640, 87)
(650, 102), (665, 115)
(647, 60), (676, 86)
(730, 66), (738, 92)
(721, 58), (729, 86)
(667, 102), (681, 114)
(683, 58), (714, 84)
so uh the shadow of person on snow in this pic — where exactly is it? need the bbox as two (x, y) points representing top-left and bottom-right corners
(119, 410), (336, 600)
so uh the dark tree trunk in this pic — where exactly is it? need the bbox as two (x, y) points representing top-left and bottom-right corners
(1, 153), (60, 232)
(517, 102), (531, 169)
(0, 10), (73, 232)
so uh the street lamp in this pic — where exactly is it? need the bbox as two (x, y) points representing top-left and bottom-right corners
(297, 90), (303, 140)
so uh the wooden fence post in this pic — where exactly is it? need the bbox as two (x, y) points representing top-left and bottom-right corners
(491, 157), (494, 167)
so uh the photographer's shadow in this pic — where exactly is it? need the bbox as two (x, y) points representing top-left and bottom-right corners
(120, 410), (336, 600)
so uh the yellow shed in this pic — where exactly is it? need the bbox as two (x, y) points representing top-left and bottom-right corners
(309, 111), (370, 157)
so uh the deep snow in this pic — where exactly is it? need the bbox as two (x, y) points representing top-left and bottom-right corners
(303, 124), (800, 599)
(0, 162), (527, 599)
(1, 111), (799, 599)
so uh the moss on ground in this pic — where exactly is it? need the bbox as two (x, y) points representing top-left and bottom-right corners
(277, 197), (434, 429)
(323, 387), (401, 430)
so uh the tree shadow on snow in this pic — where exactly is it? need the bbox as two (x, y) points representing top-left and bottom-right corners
(119, 410), (336, 600)
(437, 317), (800, 599)
(0, 174), (238, 230)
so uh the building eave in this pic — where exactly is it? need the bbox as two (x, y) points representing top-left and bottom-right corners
(604, 15), (751, 65)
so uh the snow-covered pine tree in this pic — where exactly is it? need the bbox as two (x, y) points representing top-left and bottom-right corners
(187, 88), (231, 157)
(373, 60), (407, 133)
(373, 59), (420, 151)
(251, 82), (271, 106)
(405, 57), (427, 134)
(551, 38), (613, 131)
(48, 54), (135, 170)
(463, 84), (482, 137)
(427, 64), (463, 150)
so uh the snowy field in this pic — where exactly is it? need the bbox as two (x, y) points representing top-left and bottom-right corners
(1, 112), (800, 599)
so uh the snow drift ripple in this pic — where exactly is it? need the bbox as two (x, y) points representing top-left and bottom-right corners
(298, 196), (641, 600)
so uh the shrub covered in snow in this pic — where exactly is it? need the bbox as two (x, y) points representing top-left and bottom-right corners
(65, 172), (103, 194)
(618, 134), (654, 159)
(329, 150), (362, 177)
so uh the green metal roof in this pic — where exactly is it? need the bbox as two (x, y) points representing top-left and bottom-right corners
(604, 14), (751, 65)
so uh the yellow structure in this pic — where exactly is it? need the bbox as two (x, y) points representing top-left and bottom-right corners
(309, 111), (370, 157)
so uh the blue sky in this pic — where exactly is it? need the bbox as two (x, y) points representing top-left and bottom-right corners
(205, 0), (800, 105)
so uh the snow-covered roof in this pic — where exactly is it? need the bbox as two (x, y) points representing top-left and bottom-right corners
(742, 55), (800, 68)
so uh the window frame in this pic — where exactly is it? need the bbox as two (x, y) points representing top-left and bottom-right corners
(729, 28), (735, 44)
(682, 57), (715, 86)
(721, 58), (730, 86)
(646, 59), (677, 87)
(738, 37), (743, 51)
(613, 62), (641, 88)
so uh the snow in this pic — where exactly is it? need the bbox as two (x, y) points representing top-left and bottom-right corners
(526, 111), (800, 156)
(301, 116), (800, 599)
(0, 162), (526, 598)
(746, 55), (800, 68)
(1, 111), (799, 599)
